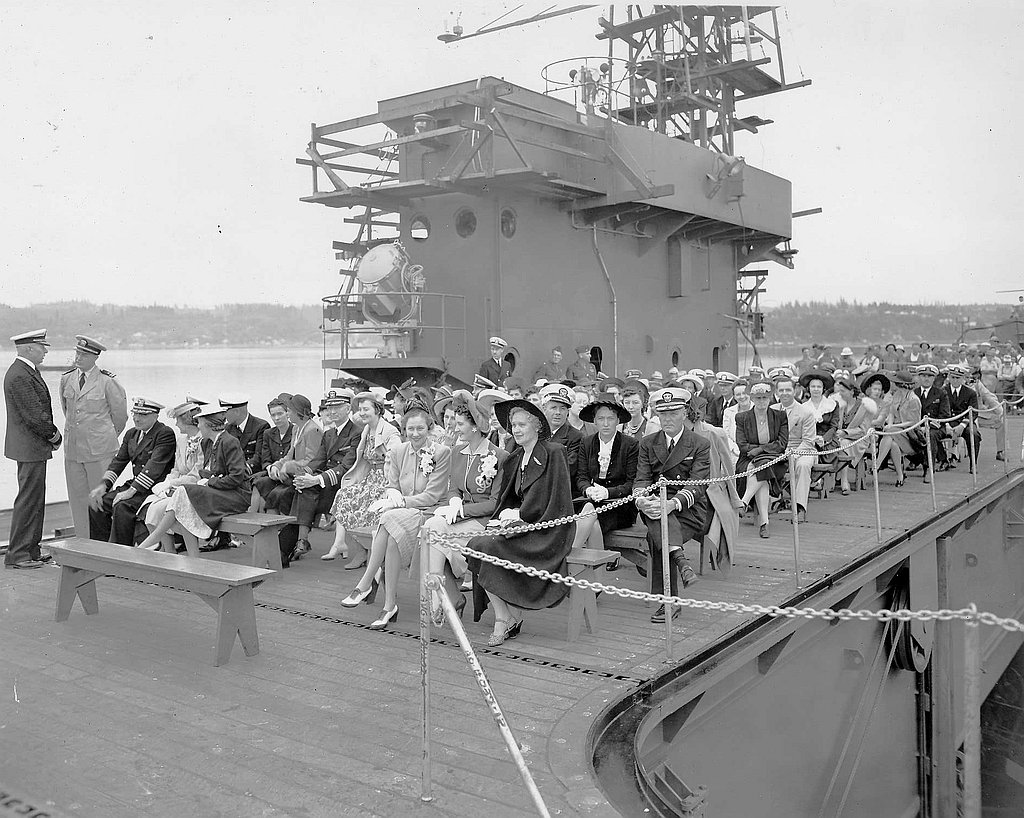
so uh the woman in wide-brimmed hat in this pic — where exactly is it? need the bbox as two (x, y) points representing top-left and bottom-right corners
(799, 370), (841, 475)
(874, 370), (923, 487)
(324, 391), (401, 569)
(421, 390), (509, 625)
(465, 399), (576, 647)
(571, 399), (639, 555)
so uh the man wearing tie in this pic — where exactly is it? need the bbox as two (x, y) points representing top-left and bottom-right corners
(60, 335), (128, 538)
(4, 329), (62, 569)
(88, 397), (176, 545)
(221, 393), (271, 474)
(944, 365), (982, 472)
(705, 371), (737, 428)
(477, 337), (513, 387)
(913, 364), (951, 481)
(633, 387), (710, 622)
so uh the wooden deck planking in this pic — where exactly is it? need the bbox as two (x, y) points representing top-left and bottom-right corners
(2, 420), (1021, 816)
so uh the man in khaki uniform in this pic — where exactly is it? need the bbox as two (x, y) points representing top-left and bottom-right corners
(60, 335), (128, 537)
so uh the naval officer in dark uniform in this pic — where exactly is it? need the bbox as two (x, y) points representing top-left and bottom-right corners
(221, 393), (271, 475)
(88, 397), (176, 545)
(538, 382), (583, 476)
(477, 337), (513, 387)
(60, 335), (128, 538)
(4, 329), (62, 569)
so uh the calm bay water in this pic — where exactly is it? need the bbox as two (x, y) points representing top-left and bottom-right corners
(1, 346), (327, 508)
(1, 344), (799, 510)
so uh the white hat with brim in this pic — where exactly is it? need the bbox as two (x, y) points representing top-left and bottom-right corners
(11, 329), (49, 347)
(539, 383), (574, 407)
(218, 393), (250, 408)
(476, 388), (513, 413)
(650, 386), (692, 412)
(488, 337), (508, 348)
(131, 397), (165, 414)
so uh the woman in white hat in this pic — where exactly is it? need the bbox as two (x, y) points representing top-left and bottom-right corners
(138, 407), (251, 555)
(138, 401), (204, 550)
(421, 391), (509, 624)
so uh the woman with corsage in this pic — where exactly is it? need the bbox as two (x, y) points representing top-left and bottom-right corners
(324, 392), (400, 570)
(465, 399), (576, 647)
(340, 404), (451, 630)
(573, 399), (638, 551)
(421, 390), (508, 624)
(138, 406), (250, 555)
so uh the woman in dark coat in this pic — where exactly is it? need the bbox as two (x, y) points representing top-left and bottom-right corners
(735, 382), (789, 538)
(573, 399), (639, 549)
(139, 407), (250, 556)
(467, 399), (576, 647)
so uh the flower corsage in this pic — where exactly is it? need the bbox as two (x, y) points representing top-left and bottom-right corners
(418, 444), (437, 477)
(475, 451), (499, 491)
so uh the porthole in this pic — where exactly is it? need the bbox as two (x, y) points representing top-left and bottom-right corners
(455, 208), (477, 238)
(410, 215), (430, 242)
(500, 208), (517, 239)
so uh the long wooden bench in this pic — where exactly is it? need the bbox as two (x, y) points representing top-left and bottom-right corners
(565, 548), (618, 641)
(602, 523), (650, 575)
(219, 512), (295, 573)
(49, 538), (275, 666)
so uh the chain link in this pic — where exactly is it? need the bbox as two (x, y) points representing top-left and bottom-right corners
(426, 532), (1024, 634)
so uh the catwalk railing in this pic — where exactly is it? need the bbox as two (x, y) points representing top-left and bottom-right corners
(416, 399), (1024, 816)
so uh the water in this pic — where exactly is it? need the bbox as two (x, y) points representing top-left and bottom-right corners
(1, 344), (804, 509)
(1, 346), (327, 508)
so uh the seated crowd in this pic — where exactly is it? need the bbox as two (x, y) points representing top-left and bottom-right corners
(84, 336), (1011, 645)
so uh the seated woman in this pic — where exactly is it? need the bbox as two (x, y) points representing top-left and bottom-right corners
(431, 388), (460, 449)
(722, 379), (751, 455)
(324, 392), (400, 569)
(799, 370), (841, 490)
(340, 404), (452, 630)
(421, 391), (508, 624)
(567, 386), (597, 437)
(138, 400), (204, 551)
(833, 375), (879, 494)
(466, 399), (576, 647)
(138, 406), (250, 555)
(620, 380), (661, 439)
(573, 399), (639, 552)
(254, 394), (324, 522)
(735, 382), (789, 539)
(875, 370), (922, 486)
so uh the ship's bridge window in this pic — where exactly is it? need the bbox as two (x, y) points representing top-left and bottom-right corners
(500, 208), (517, 239)
(455, 207), (477, 238)
(410, 215), (430, 242)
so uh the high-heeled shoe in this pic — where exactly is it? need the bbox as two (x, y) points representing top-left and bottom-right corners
(487, 619), (511, 647)
(343, 558), (367, 571)
(504, 618), (523, 640)
(895, 476), (905, 488)
(368, 605), (398, 630)
(321, 541), (346, 561)
(340, 579), (378, 607)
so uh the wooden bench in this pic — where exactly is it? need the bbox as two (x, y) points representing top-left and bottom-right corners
(602, 523), (650, 575)
(219, 512), (295, 573)
(49, 538), (275, 666)
(565, 548), (618, 641)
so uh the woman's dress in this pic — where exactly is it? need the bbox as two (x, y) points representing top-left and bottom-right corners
(735, 407), (789, 495)
(805, 396), (841, 466)
(329, 420), (399, 529)
(836, 396), (879, 464)
(422, 438), (508, 577)
(573, 431), (639, 534)
(467, 441), (576, 618)
(169, 432), (251, 538)
(143, 432), (202, 527)
(376, 440), (452, 567)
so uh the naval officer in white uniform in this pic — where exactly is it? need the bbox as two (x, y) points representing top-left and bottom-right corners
(60, 335), (128, 537)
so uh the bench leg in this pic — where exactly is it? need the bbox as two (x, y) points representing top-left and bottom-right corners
(199, 586), (259, 666)
(55, 566), (101, 621)
(251, 529), (283, 574)
(567, 567), (600, 641)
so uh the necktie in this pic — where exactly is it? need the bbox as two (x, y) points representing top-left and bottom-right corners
(79, 372), (86, 389)
(137, 430), (144, 445)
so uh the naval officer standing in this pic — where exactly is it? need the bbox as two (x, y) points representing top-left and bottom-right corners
(4, 329), (62, 569)
(60, 335), (128, 537)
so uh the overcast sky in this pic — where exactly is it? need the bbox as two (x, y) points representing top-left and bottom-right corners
(1, 2), (1021, 309)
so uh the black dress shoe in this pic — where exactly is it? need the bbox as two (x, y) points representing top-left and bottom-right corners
(650, 605), (681, 623)
(5, 560), (44, 570)
(36, 554), (53, 564)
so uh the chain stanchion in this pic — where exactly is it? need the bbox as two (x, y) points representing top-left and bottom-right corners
(659, 479), (674, 661)
(925, 421), (938, 512)
(968, 408), (978, 489)
(419, 536), (433, 801)
(963, 604), (982, 818)
(870, 430), (883, 543)
(787, 453), (802, 589)
(1002, 406), (1010, 474)
(426, 575), (552, 818)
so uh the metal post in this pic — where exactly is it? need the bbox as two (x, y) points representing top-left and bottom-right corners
(968, 408), (978, 489)
(788, 455), (802, 589)
(870, 431), (883, 543)
(659, 480), (674, 661)
(1003, 404), (1010, 474)
(419, 534), (433, 801)
(430, 577), (552, 818)
(925, 421), (938, 512)
(963, 603), (982, 818)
